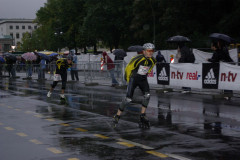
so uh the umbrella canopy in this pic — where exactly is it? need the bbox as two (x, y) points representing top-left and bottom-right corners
(36, 52), (50, 61)
(209, 33), (235, 44)
(128, 45), (144, 52)
(3, 52), (12, 56)
(22, 52), (37, 61)
(38, 51), (56, 55)
(0, 57), (5, 63)
(5, 54), (17, 64)
(113, 49), (127, 57)
(167, 35), (191, 43)
(48, 53), (58, 57)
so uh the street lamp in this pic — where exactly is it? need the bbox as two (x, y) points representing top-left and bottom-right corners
(149, 0), (156, 45)
(54, 31), (63, 53)
(11, 45), (16, 53)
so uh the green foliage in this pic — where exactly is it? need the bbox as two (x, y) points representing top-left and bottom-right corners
(21, 0), (240, 52)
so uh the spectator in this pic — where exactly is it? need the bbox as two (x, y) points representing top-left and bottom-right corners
(207, 40), (233, 100)
(38, 57), (46, 80)
(70, 53), (79, 81)
(102, 51), (119, 87)
(156, 50), (166, 63)
(178, 43), (195, 93)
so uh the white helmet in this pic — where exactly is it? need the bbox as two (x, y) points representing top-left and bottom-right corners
(143, 43), (155, 50)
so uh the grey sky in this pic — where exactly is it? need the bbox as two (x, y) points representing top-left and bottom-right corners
(0, 0), (46, 19)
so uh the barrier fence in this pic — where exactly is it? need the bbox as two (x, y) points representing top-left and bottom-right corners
(0, 61), (239, 91)
(0, 61), (126, 86)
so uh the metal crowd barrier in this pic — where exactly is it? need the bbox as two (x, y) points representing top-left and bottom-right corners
(0, 61), (127, 86)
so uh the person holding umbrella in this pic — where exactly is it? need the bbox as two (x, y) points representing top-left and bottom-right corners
(167, 35), (195, 93)
(113, 49), (126, 79)
(47, 56), (73, 100)
(4, 53), (17, 78)
(112, 43), (156, 128)
(207, 33), (234, 100)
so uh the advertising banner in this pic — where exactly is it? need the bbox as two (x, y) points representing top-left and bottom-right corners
(170, 63), (202, 88)
(147, 66), (157, 84)
(218, 62), (240, 90)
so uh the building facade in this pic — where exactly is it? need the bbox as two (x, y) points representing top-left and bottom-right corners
(0, 19), (37, 49)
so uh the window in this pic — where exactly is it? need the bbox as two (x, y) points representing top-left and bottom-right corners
(34, 26), (37, 29)
(28, 25), (32, 29)
(10, 33), (13, 39)
(16, 33), (20, 39)
(9, 25), (13, 29)
(16, 26), (19, 29)
(22, 33), (25, 37)
(22, 26), (25, 29)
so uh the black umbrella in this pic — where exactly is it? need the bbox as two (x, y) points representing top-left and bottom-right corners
(128, 45), (144, 52)
(167, 35), (191, 43)
(209, 33), (235, 44)
(113, 49), (127, 57)
(5, 54), (17, 64)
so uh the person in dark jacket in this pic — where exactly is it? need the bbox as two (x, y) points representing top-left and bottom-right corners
(178, 43), (195, 63)
(156, 50), (166, 63)
(207, 41), (233, 63)
(207, 40), (233, 100)
(178, 43), (195, 93)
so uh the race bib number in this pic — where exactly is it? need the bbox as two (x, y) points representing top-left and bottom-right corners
(53, 74), (61, 81)
(137, 65), (150, 75)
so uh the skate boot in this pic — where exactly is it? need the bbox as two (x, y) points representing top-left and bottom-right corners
(139, 113), (150, 129)
(112, 115), (120, 128)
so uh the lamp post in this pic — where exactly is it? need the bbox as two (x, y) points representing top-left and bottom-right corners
(11, 45), (16, 53)
(149, 0), (156, 45)
(54, 31), (63, 53)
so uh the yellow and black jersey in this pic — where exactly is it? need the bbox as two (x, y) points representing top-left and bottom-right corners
(56, 58), (72, 71)
(125, 54), (156, 82)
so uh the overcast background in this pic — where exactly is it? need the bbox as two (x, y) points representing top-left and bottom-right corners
(0, 0), (46, 19)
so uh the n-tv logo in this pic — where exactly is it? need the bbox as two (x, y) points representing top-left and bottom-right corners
(204, 68), (217, 84)
(158, 67), (168, 81)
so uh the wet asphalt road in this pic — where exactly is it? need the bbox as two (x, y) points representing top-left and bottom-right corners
(1, 78), (240, 160)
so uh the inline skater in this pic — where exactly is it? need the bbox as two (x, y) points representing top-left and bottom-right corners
(47, 56), (73, 100)
(112, 43), (157, 128)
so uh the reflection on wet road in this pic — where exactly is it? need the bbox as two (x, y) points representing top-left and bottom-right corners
(1, 78), (240, 160)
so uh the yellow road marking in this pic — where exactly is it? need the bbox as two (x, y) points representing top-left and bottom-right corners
(30, 139), (43, 144)
(47, 148), (63, 154)
(15, 109), (21, 111)
(45, 118), (55, 122)
(68, 158), (80, 160)
(146, 151), (168, 158)
(34, 115), (43, 118)
(25, 111), (33, 114)
(7, 106), (13, 108)
(0, 122), (3, 125)
(94, 134), (109, 139)
(4, 127), (15, 131)
(16, 132), (28, 137)
(117, 141), (135, 147)
(75, 128), (87, 132)
(60, 123), (70, 126)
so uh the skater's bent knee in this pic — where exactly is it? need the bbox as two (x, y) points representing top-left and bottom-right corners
(119, 97), (132, 111)
(142, 93), (150, 107)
